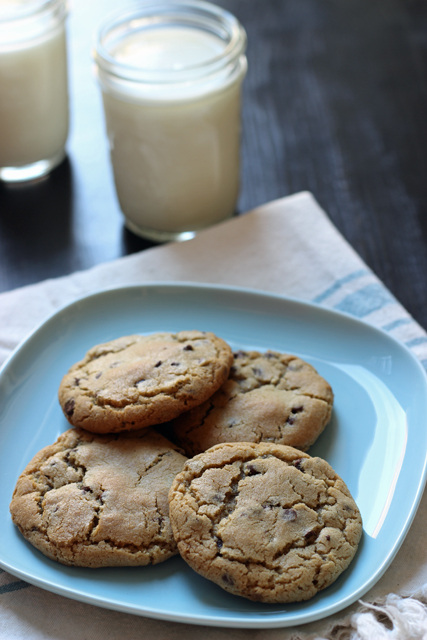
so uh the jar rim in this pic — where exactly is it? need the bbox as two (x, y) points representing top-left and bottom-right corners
(93, 0), (247, 85)
(0, 0), (66, 22)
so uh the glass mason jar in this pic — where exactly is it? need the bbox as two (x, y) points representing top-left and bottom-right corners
(0, 0), (69, 183)
(93, 0), (247, 242)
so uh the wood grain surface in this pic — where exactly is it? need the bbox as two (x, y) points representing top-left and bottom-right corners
(1, 0), (426, 329)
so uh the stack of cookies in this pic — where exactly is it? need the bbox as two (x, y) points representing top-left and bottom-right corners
(10, 330), (362, 604)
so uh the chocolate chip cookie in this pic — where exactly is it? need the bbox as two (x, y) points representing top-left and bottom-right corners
(172, 350), (334, 455)
(10, 428), (187, 567)
(58, 331), (233, 434)
(168, 442), (362, 603)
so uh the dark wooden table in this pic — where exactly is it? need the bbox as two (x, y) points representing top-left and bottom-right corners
(1, 0), (427, 331)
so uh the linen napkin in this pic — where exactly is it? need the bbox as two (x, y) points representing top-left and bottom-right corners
(1, 192), (427, 640)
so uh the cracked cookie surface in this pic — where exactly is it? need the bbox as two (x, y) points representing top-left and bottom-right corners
(58, 331), (233, 434)
(10, 428), (187, 567)
(168, 442), (362, 603)
(172, 350), (334, 455)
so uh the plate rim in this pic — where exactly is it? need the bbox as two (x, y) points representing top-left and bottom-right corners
(1, 281), (427, 629)
(2, 280), (426, 375)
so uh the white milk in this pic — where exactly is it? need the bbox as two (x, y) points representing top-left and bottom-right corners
(95, 7), (247, 241)
(0, 1), (68, 179)
(112, 27), (225, 70)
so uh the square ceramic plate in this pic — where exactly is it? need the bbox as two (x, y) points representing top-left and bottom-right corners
(1, 283), (427, 629)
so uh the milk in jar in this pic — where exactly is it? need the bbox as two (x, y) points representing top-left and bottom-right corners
(0, 0), (69, 182)
(94, 1), (247, 242)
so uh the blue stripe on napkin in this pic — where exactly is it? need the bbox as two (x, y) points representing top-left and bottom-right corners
(383, 318), (413, 332)
(0, 580), (30, 595)
(406, 337), (427, 348)
(334, 283), (395, 318)
(313, 269), (368, 303)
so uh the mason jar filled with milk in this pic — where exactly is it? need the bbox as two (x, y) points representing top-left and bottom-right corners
(0, 0), (69, 183)
(94, 0), (247, 242)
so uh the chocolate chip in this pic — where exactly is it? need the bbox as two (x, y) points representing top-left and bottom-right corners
(95, 372), (102, 379)
(74, 378), (80, 386)
(287, 416), (295, 425)
(313, 579), (318, 586)
(229, 365), (237, 375)
(293, 458), (304, 471)
(326, 535), (331, 541)
(222, 573), (234, 585)
(64, 399), (75, 416)
(216, 538), (223, 549)
(304, 530), (317, 543)
(246, 464), (260, 476)
(171, 362), (179, 366)
(282, 508), (297, 522)
(154, 361), (162, 367)
(252, 367), (263, 376)
(183, 344), (194, 351)
(291, 406), (304, 413)
(234, 350), (247, 359)
(81, 486), (92, 493)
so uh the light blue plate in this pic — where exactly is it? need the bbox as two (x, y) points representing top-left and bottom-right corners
(1, 283), (427, 628)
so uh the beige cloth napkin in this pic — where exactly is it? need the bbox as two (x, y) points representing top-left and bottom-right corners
(1, 192), (427, 639)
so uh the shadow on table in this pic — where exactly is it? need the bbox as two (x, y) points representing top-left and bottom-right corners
(121, 226), (158, 255)
(0, 158), (74, 287)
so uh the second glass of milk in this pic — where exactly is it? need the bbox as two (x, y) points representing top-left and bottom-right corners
(94, 0), (247, 242)
(0, 0), (69, 183)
